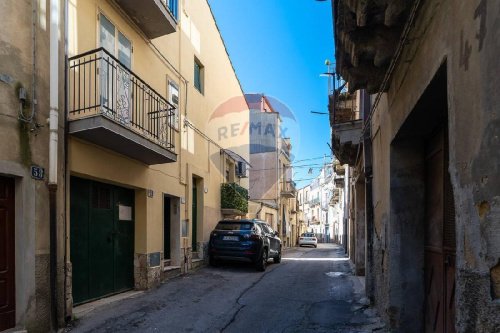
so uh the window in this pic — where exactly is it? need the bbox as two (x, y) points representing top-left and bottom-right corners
(167, 0), (178, 20)
(265, 213), (274, 227)
(194, 58), (204, 94)
(168, 80), (180, 130)
(99, 14), (131, 69)
(99, 13), (132, 123)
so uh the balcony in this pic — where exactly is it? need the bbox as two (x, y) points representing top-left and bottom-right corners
(334, 162), (346, 175)
(68, 48), (177, 165)
(310, 217), (320, 225)
(329, 92), (363, 166)
(281, 180), (296, 198)
(309, 197), (320, 206)
(334, 176), (345, 188)
(221, 183), (249, 217)
(115, 0), (177, 39)
(334, 0), (416, 93)
(330, 189), (341, 205)
(281, 138), (292, 160)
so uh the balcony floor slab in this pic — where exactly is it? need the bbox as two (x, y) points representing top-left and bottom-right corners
(69, 115), (176, 165)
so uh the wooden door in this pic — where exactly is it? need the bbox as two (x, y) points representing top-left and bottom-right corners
(424, 128), (456, 333)
(0, 177), (15, 331)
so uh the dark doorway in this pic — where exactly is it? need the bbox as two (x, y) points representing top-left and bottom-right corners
(192, 178), (198, 252)
(391, 64), (455, 332)
(0, 177), (15, 331)
(164, 196), (171, 259)
(70, 177), (135, 305)
(424, 127), (456, 333)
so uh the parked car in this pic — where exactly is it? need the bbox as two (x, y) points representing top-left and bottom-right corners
(208, 219), (282, 271)
(299, 233), (318, 248)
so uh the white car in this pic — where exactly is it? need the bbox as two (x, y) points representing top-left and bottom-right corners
(299, 233), (318, 248)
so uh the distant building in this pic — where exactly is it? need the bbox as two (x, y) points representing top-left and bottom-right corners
(247, 94), (297, 246)
(297, 159), (344, 244)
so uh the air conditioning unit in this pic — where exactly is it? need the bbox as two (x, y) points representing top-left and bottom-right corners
(236, 161), (247, 178)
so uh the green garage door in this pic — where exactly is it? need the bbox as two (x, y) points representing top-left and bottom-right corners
(70, 177), (134, 305)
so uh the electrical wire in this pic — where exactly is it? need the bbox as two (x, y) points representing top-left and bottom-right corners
(250, 164), (333, 172)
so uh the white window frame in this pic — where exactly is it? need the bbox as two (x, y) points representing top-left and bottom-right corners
(167, 79), (180, 130)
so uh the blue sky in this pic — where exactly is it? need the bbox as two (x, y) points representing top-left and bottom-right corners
(208, 0), (334, 189)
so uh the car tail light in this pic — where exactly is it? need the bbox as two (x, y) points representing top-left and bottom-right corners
(299, 237), (304, 240)
(243, 233), (260, 240)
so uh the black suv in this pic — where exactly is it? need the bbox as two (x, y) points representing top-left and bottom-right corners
(208, 219), (282, 271)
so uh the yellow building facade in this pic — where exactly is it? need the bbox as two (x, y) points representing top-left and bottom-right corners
(66, 0), (249, 311)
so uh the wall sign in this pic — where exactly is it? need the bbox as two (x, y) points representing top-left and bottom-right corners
(30, 166), (45, 180)
(118, 205), (133, 221)
(149, 252), (161, 267)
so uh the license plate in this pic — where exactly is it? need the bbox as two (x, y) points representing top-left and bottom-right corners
(223, 235), (239, 241)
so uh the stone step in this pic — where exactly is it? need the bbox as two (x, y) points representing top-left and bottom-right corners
(162, 265), (181, 280)
(191, 258), (205, 270)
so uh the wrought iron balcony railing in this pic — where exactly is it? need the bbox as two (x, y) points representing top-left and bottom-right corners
(329, 91), (360, 124)
(69, 47), (175, 154)
(309, 197), (320, 206)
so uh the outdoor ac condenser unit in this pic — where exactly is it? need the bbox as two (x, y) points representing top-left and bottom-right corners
(236, 161), (247, 178)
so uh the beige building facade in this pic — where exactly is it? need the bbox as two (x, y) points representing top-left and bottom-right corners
(248, 94), (297, 247)
(66, 0), (248, 319)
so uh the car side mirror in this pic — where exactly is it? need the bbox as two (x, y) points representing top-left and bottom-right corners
(274, 231), (279, 237)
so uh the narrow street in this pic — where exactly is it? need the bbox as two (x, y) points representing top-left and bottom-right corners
(67, 244), (385, 333)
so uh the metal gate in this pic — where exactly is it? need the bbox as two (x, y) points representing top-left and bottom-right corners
(0, 177), (15, 330)
(70, 177), (135, 305)
(424, 128), (456, 333)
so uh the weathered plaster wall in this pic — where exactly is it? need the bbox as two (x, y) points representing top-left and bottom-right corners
(354, 178), (366, 276)
(0, 0), (66, 330)
(367, 0), (500, 331)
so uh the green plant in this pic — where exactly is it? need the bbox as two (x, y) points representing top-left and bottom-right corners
(221, 183), (249, 213)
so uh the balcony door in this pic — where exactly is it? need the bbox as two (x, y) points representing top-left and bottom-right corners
(99, 13), (132, 124)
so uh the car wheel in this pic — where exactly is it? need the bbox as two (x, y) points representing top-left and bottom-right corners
(209, 254), (218, 267)
(314, 244), (317, 248)
(273, 248), (281, 264)
(256, 249), (268, 271)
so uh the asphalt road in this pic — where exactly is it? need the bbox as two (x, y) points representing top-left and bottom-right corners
(68, 244), (386, 333)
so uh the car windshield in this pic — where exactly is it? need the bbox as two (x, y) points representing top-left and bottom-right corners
(216, 222), (253, 231)
(302, 233), (316, 237)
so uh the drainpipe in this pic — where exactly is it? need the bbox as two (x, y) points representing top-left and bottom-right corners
(49, 0), (60, 330)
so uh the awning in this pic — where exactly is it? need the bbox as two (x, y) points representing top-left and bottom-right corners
(222, 149), (252, 168)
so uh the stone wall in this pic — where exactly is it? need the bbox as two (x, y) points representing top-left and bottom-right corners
(134, 253), (162, 290)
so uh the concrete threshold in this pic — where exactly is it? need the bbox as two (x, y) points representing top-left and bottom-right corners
(72, 290), (144, 319)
